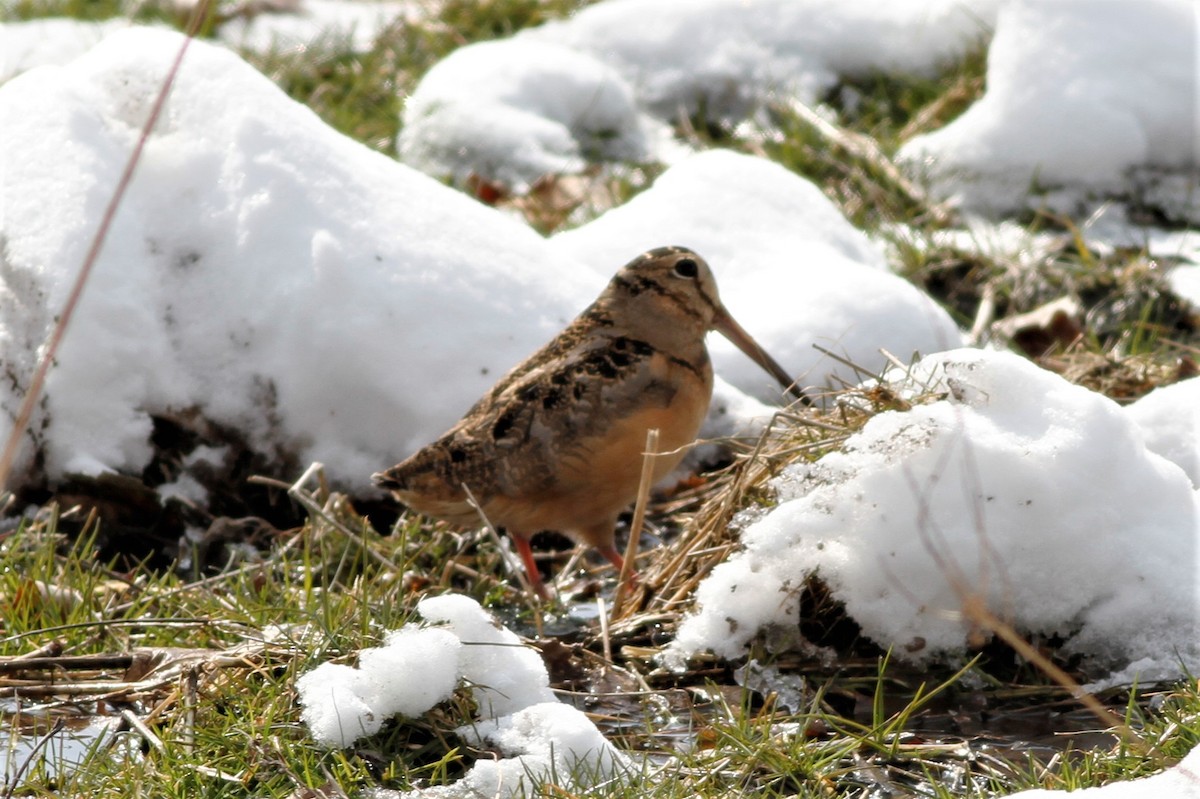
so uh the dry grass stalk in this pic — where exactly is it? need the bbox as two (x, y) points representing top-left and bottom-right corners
(610, 428), (660, 618)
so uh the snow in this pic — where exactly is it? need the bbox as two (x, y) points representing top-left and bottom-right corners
(662, 348), (1200, 685)
(1009, 745), (1200, 798)
(416, 593), (557, 718)
(1172, 265), (1200, 309)
(399, 0), (998, 187)
(549, 149), (965, 400)
(898, 0), (1200, 215)
(298, 595), (627, 798)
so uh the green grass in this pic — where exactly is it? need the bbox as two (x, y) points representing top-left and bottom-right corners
(3, 487), (1198, 798)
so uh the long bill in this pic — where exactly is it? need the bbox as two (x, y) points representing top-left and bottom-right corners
(713, 308), (810, 405)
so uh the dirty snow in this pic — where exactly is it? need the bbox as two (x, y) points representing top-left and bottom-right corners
(663, 348), (1200, 686)
(298, 595), (627, 799)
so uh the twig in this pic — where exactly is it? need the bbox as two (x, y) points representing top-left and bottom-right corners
(0, 654), (134, 673)
(969, 281), (998, 345)
(1, 618), (214, 647)
(8, 641), (64, 661)
(596, 597), (612, 664)
(282, 464), (400, 572)
(120, 708), (165, 753)
(180, 664), (198, 755)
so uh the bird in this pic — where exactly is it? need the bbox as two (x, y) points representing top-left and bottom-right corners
(373, 246), (805, 598)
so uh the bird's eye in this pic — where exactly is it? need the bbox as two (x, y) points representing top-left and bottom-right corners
(673, 258), (699, 279)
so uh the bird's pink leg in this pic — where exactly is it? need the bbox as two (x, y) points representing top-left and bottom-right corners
(510, 533), (549, 599)
(598, 545), (638, 587)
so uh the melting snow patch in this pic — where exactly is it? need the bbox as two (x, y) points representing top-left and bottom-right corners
(298, 595), (627, 798)
(662, 348), (1200, 685)
(398, 39), (669, 192)
(898, 0), (1200, 216)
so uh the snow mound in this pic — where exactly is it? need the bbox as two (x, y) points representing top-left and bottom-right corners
(0, 26), (598, 486)
(550, 150), (964, 400)
(398, 0), (997, 187)
(416, 593), (557, 718)
(898, 0), (1199, 215)
(399, 39), (667, 192)
(298, 595), (627, 799)
(663, 348), (1200, 684)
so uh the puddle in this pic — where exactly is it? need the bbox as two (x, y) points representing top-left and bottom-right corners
(1, 700), (127, 789)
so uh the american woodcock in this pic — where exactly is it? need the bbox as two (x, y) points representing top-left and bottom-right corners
(373, 246), (805, 598)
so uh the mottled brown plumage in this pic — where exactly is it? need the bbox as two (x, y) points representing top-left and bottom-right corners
(373, 246), (804, 597)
